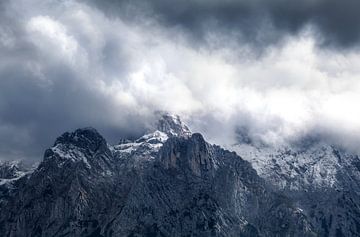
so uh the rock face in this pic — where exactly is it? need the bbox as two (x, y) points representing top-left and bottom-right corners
(0, 114), (360, 237)
(0, 160), (33, 191)
(0, 114), (357, 236)
(0, 161), (30, 180)
(156, 113), (191, 137)
(233, 139), (360, 237)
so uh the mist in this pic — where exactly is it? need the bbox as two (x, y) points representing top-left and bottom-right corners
(1, 0), (360, 161)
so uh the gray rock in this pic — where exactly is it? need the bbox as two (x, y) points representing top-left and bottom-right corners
(0, 114), (340, 236)
(233, 138), (360, 236)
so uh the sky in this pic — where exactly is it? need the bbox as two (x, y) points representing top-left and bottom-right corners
(1, 0), (360, 161)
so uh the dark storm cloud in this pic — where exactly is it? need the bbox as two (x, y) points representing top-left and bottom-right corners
(87, 0), (360, 50)
(0, 0), (151, 160)
(0, 58), (148, 160)
(1, 0), (360, 161)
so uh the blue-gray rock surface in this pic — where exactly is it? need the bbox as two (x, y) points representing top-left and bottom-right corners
(233, 138), (360, 237)
(0, 115), (356, 236)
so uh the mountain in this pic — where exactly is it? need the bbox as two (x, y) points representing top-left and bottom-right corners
(0, 114), (316, 237)
(233, 138), (360, 236)
(0, 160), (34, 188)
(0, 160), (30, 180)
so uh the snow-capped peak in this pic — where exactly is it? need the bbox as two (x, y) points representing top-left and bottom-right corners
(112, 130), (168, 155)
(111, 113), (191, 157)
(0, 160), (31, 179)
(156, 113), (191, 137)
(0, 160), (34, 186)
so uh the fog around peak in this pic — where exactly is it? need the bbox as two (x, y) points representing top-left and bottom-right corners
(1, 0), (360, 161)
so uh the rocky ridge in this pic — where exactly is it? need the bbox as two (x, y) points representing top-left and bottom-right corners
(0, 114), (317, 237)
(233, 137), (360, 236)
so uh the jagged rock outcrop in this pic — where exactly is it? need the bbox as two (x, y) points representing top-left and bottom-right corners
(0, 161), (30, 180)
(0, 114), (317, 237)
(0, 160), (33, 197)
(155, 113), (191, 138)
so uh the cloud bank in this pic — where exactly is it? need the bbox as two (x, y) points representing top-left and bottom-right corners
(89, 0), (360, 50)
(1, 0), (360, 160)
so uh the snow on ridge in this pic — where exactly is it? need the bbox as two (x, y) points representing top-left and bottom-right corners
(0, 160), (34, 186)
(156, 113), (191, 137)
(112, 130), (169, 155)
(231, 141), (342, 190)
(51, 144), (92, 168)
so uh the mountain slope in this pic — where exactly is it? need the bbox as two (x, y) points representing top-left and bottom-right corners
(0, 115), (315, 237)
(233, 139), (360, 236)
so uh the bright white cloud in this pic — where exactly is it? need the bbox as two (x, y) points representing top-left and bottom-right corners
(1, 0), (360, 160)
(27, 16), (79, 63)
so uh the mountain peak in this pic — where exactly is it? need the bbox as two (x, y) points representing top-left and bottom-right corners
(155, 113), (191, 137)
(53, 127), (107, 152)
(0, 160), (30, 179)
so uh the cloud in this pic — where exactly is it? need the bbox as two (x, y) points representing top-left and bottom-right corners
(1, 0), (360, 161)
(87, 0), (360, 51)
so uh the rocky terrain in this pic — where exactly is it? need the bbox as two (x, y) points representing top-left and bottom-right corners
(0, 114), (358, 236)
(233, 138), (360, 236)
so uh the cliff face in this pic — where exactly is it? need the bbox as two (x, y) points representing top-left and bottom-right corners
(233, 140), (360, 237)
(0, 115), (316, 237)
